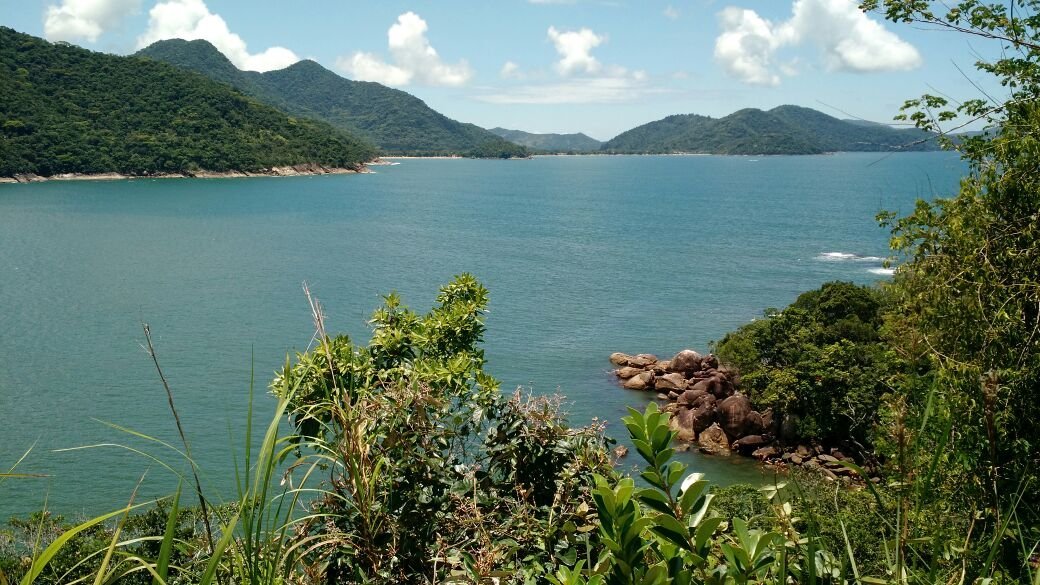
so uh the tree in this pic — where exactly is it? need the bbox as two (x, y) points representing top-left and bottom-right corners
(862, 1), (1040, 579)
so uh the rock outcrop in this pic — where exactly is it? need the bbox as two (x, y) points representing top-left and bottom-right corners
(610, 348), (881, 484)
(611, 349), (767, 453)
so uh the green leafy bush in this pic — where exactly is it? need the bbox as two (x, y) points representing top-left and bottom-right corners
(274, 274), (615, 583)
(713, 281), (892, 446)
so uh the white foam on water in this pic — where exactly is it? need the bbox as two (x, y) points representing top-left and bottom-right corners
(815, 252), (886, 263)
(867, 267), (895, 276)
(816, 252), (858, 261)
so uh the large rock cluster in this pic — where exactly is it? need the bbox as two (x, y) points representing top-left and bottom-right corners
(611, 349), (880, 483)
(610, 350), (774, 454)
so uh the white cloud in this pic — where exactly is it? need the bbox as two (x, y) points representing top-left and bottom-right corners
(714, 0), (921, 85)
(337, 12), (473, 87)
(476, 77), (669, 105)
(548, 26), (604, 76)
(664, 5), (680, 20)
(500, 61), (521, 79)
(44, 0), (140, 43)
(786, 0), (921, 72)
(483, 26), (657, 105)
(136, 0), (299, 72)
(714, 7), (782, 86)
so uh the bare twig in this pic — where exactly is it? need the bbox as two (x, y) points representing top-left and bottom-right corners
(141, 323), (217, 562)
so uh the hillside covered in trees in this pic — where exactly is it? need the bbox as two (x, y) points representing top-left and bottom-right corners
(137, 39), (527, 158)
(0, 28), (377, 178)
(487, 127), (602, 153)
(602, 105), (939, 155)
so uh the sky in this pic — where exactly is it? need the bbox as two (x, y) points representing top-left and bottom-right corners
(0, 0), (1010, 140)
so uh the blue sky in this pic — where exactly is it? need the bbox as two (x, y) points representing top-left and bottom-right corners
(1, 0), (1008, 140)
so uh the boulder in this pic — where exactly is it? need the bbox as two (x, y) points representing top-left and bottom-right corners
(651, 360), (672, 374)
(656, 393), (669, 400)
(669, 350), (703, 375)
(677, 389), (705, 406)
(790, 454), (804, 465)
(690, 405), (716, 434)
(689, 378), (719, 396)
(623, 371), (654, 391)
(670, 409), (697, 441)
(744, 411), (766, 436)
(697, 423), (731, 454)
(691, 392), (717, 410)
(732, 435), (769, 453)
(717, 394), (753, 440)
(627, 354), (657, 368)
(752, 446), (778, 461)
(654, 372), (687, 392)
(667, 391), (680, 400)
(761, 408), (778, 435)
(796, 444), (812, 458)
(615, 366), (643, 379)
(614, 445), (628, 458)
(701, 354), (719, 370)
(817, 454), (839, 464)
(609, 352), (632, 366)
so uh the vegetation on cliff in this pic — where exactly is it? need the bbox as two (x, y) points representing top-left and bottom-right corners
(0, 28), (376, 178)
(713, 282), (891, 448)
(136, 39), (527, 158)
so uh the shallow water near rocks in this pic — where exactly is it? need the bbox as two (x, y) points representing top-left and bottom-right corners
(0, 153), (965, 517)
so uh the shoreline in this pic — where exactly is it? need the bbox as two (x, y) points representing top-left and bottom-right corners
(0, 162), (373, 185)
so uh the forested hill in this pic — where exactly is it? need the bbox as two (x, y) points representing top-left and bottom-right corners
(487, 127), (602, 153)
(137, 39), (527, 158)
(602, 105), (939, 155)
(0, 28), (376, 178)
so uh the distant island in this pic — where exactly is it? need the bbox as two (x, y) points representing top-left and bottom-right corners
(598, 105), (939, 155)
(487, 106), (941, 156)
(487, 127), (603, 153)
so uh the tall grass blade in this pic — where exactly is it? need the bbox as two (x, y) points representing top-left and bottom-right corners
(93, 475), (146, 585)
(142, 323), (216, 557)
(153, 482), (182, 585)
(197, 512), (240, 585)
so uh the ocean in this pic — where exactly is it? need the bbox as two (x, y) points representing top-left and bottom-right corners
(0, 152), (966, 516)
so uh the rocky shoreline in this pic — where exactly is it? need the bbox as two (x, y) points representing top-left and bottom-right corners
(611, 349), (880, 484)
(0, 162), (373, 184)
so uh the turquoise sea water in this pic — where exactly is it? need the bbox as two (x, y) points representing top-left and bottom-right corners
(0, 153), (966, 517)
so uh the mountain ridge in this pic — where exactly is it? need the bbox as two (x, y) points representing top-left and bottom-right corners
(0, 27), (376, 178)
(601, 105), (939, 155)
(487, 127), (602, 153)
(136, 39), (527, 158)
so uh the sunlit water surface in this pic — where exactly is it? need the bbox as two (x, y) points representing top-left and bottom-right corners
(0, 152), (965, 517)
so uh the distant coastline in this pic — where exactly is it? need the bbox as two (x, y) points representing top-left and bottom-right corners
(0, 162), (374, 185)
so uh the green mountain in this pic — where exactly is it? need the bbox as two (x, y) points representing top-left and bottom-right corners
(137, 39), (527, 158)
(487, 127), (602, 153)
(602, 105), (939, 155)
(0, 27), (376, 178)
